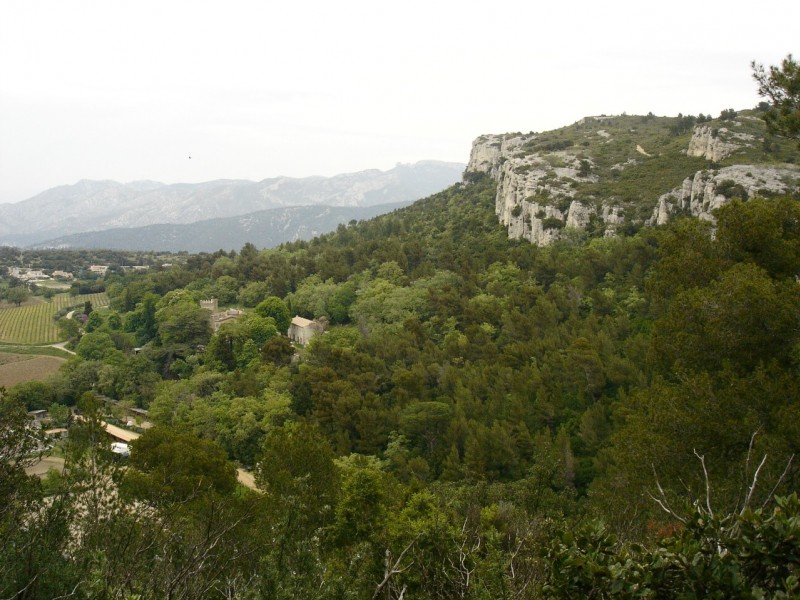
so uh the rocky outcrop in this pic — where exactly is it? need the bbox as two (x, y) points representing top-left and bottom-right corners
(467, 134), (621, 245)
(650, 164), (800, 225)
(468, 115), (798, 246)
(466, 134), (526, 177)
(687, 125), (755, 162)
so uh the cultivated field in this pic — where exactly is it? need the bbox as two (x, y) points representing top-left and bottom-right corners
(0, 351), (66, 387)
(0, 292), (109, 344)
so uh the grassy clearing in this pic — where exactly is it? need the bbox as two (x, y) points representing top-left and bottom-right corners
(0, 292), (108, 344)
(0, 354), (66, 387)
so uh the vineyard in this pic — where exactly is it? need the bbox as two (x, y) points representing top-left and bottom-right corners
(0, 293), (109, 344)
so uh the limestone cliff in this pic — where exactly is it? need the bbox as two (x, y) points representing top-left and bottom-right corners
(467, 112), (799, 246)
(467, 129), (623, 246)
(650, 164), (800, 225)
(686, 124), (755, 162)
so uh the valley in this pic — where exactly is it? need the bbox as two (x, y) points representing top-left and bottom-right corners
(2, 103), (799, 597)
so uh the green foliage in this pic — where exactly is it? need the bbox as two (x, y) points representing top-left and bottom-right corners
(716, 197), (800, 280)
(544, 495), (800, 598)
(47, 401), (70, 426)
(255, 295), (291, 333)
(155, 296), (211, 351)
(238, 280), (270, 307)
(716, 178), (749, 200)
(651, 262), (800, 374)
(542, 216), (565, 230)
(2, 134), (800, 595)
(7, 379), (55, 411)
(753, 54), (800, 143)
(256, 420), (338, 503)
(124, 292), (159, 345)
(125, 426), (237, 504)
(5, 286), (29, 306)
(76, 331), (122, 362)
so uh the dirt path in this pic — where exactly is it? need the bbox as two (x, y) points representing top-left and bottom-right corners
(49, 341), (76, 355)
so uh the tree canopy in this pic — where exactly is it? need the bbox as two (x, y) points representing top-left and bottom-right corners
(753, 53), (800, 143)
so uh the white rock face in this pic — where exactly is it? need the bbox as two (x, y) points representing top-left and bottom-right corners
(467, 135), (620, 246)
(650, 164), (800, 225)
(687, 125), (751, 162)
(469, 118), (798, 245)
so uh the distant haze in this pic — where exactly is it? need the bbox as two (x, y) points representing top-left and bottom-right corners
(0, 160), (464, 248)
(1, 0), (797, 203)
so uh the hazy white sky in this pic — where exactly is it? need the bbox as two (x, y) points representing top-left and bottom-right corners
(0, 0), (797, 203)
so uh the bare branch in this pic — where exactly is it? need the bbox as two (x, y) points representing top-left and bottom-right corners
(741, 453), (768, 514)
(743, 429), (761, 479)
(3, 574), (41, 600)
(649, 465), (687, 524)
(762, 454), (795, 510)
(693, 449), (713, 517)
(372, 535), (420, 600)
(50, 581), (83, 599)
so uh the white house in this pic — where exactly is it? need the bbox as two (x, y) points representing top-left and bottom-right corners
(287, 316), (324, 344)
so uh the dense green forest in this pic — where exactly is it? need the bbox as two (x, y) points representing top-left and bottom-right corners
(3, 58), (800, 597)
(3, 167), (800, 597)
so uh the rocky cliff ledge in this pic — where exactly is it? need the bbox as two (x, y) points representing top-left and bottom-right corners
(686, 123), (756, 162)
(467, 114), (799, 246)
(650, 164), (800, 225)
(466, 130), (624, 246)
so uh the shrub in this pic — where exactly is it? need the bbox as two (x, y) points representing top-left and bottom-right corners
(716, 179), (749, 200)
(542, 217), (565, 230)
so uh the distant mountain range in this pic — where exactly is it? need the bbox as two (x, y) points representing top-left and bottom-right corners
(32, 202), (412, 253)
(0, 160), (464, 249)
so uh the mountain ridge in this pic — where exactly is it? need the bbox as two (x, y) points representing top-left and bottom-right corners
(0, 160), (464, 247)
(32, 202), (412, 253)
(467, 110), (800, 245)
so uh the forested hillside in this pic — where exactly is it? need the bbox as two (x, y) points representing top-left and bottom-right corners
(3, 163), (799, 597)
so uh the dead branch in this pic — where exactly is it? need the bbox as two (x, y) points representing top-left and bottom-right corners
(373, 535), (420, 600)
(648, 464), (687, 524)
(762, 454), (795, 510)
(741, 453), (768, 514)
(693, 449), (713, 517)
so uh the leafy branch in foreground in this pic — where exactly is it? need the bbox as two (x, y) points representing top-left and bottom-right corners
(545, 451), (799, 598)
(753, 54), (800, 144)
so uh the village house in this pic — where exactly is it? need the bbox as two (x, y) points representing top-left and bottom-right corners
(88, 265), (109, 275)
(27, 409), (48, 427)
(288, 315), (324, 344)
(200, 299), (245, 332)
(211, 308), (245, 331)
(51, 270), (74, 280)
(20, 270), (49, 281)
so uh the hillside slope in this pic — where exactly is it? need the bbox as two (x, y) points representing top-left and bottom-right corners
(467, 111), (800, 244)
